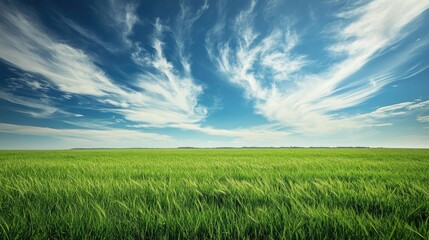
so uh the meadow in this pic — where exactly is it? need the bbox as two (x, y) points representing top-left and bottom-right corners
(0, 148), (428, 239)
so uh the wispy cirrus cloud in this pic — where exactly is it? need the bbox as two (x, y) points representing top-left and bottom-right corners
(0, 91), (60, 118)
(207, 0), (307, 97)
(207, 0), (429, 133)
(350, 99), (429, 128)
(128, 1), (209, 126)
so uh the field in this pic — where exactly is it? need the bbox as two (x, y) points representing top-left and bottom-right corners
(0, 149), (428, 239)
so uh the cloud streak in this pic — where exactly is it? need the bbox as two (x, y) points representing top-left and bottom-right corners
(350, 99), (429, 128)
(417, 115), (429, 123)
(0, 91), (60, 118)
(138, 123), (291, 142)
(0, 123), (172, 148)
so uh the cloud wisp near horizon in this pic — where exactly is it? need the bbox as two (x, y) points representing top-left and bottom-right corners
(0, 0), (428, 148)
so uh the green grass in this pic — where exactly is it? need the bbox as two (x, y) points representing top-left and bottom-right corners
(0, 149), (428, 239)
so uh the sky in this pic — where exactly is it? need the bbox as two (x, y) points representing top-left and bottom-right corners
(0, 0), (428, 149)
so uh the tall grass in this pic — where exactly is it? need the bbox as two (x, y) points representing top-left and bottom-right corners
(0, 149), (428, 239)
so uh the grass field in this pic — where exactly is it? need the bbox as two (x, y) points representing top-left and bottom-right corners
(0, 149), (428, 239)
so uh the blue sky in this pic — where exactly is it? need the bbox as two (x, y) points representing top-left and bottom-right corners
(0, 0), (428, 149)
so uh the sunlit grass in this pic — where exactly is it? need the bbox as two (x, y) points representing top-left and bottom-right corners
(0, 149), (428, 239)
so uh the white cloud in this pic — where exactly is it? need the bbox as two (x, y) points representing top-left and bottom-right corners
(0, 123), (172, 144)
(129, 121), (290, 143)
(207, 0), (429, 133)
(417, 115), (429, 123)
(368, 102), (415, 118)
(407, 100), (429, 110)
(174, 123), (290, 142)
